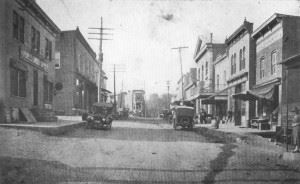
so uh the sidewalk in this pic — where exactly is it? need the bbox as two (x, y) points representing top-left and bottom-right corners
(195, 122), (300, 166)
(0, 116), (85, 135)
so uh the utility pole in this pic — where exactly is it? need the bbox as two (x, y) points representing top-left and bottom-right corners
(171, 46), (188, 101)
(166, 80), (170, 109)
(88, 17), (113, 103)
(107, 64), (126, 114)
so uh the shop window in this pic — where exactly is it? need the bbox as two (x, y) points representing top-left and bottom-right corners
(12, 11), (24, 43)
(10, 67), (26, 97)
(271, 51), (277, 75)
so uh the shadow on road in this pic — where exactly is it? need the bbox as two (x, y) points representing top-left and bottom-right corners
(57, 126), (216, 143)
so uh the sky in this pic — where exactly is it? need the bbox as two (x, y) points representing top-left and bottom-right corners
(37, 0), (300, 97)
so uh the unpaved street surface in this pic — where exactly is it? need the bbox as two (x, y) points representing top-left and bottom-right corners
(0, 120), (300, 184)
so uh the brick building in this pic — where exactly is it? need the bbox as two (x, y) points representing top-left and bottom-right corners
(0, 0), (60, 122)
(226, 20), (256, 127)
(252, 13), (300, 128)
(54, 28), (100, 115)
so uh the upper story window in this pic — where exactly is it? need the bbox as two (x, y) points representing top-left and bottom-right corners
(45, 38), (52, 61)
(198, 68), (200, 81)
(224, 70), (227, 84)
(231, 53), (237, 75)
(259, 57), (265, 79)
(31, 26), (40, 55)
(13, 11), (25, 43)
(201, 65), (204, 80)
(216, 74), (220, 90)
(205, 62), (208, 76)
(239, 49), (242, 70)
(271, 51), (277, 75)
(239, 47), (246, 70)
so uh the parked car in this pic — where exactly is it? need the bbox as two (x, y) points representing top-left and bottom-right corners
(83, 102), (113, 130)
(171, 105), (195, 130)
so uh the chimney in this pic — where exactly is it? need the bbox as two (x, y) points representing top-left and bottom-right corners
(210, 33), (213, 43)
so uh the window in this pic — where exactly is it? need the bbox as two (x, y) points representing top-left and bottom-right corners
(12, 11), (24, 43)
(239, 49), (242, 70)
(231, 54), (237, 74)
(216, 74), (220, 90)
(31, 26), (40, 54)
(259, 57), (265, 78)
(10, 67), (26, 97)
(233, 53), (236, 73)
(205, 62), (208, 75)
(242, 47), (246, 70)
(43, 76), (53, 104)
(45, 38), (52, 61)
(271, 51), (277, 75)
(231, 55), (233, 74)
(201, 65), (204, 80)
(198, 68), (200, 81)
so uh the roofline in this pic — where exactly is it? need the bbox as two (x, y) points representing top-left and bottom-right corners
(194, 43), (225, 62)
(252, 13), (300, 39)
(19, 0), (60, 33)
(61, 28), (97, 59)
(225, 20), (253, 45)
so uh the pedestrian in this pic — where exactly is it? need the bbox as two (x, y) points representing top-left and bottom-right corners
(201, 109), (207, 124)
(226, 110), (233, 124)
(292, 106), (300, 153)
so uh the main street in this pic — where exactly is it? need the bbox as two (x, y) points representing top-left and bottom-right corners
(0, 120), (300, 184)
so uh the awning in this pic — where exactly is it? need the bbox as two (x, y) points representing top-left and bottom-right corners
(202, 97), (227, 104)
(101, 88), (112, 93)
(232, 83), (279, 101)
(232, 91), (261, 101)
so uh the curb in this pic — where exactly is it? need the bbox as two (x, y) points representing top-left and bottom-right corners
(0, 121), (86, 136)
(194, 126), (283, 151)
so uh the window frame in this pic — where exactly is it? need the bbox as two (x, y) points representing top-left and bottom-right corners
(271, 51), (277, 75)
(259, 57), (265, 79)
(10, 67), (26, 97)
(12, 11), (25, 43)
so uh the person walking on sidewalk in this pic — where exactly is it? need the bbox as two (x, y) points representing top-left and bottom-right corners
(226, 110), (233, 124)
(292, 107), (300, 153)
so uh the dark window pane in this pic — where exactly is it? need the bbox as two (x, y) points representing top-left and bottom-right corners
(19, 70), (26, 97)
(13, 11), (18, 39)
(10, 67), (18, 96)
(19, 16), (25, 43)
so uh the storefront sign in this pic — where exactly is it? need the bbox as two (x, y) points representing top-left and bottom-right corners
(20, 50), (49, 72)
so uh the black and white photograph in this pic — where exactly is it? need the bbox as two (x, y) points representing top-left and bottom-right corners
(1, 0), (300, 183)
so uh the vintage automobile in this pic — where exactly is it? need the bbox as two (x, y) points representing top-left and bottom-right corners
(171, 102), (195, 130)
(82, 102), (113, 130)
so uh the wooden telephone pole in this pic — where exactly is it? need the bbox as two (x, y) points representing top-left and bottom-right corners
(88, 17), (113, 103)
(171, 46), (188, 101)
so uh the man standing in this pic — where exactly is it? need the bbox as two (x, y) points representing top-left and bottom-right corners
(292, 107), (300, 153)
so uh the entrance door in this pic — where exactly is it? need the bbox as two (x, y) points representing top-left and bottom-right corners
(234, 84), (242, 125)
(33, 70), (38, 106)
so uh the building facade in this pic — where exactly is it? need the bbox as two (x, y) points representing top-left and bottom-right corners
(54, 28), (99, 115)
(202, 52), (228, 120)
(0, 0), (60, 122)
(193, 36), (226, 116)
(252, 13), (300, 127)
(226, 20), (256, 127)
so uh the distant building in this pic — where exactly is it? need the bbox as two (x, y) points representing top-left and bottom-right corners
(124, 90), (145, 116)
(54, 28), (100, 115)
(0, 0), (60, 122)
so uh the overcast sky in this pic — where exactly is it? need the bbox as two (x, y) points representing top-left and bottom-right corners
(37, 0), (299, 97)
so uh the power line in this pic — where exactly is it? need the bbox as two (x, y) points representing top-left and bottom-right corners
(88, 17), (113, 103)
